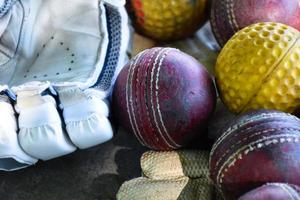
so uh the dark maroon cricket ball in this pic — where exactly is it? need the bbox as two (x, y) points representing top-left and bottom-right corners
(112, 47), (216, 150)
(238, 183), (300, 200)
(210, 110), (300, 199)
(210, 0), (300, 46)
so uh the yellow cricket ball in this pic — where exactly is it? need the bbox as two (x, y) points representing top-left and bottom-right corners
(127, 0), (208, 41)
(216, 22), (300, 114)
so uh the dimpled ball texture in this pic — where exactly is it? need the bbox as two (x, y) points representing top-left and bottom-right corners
(210, 109), (300, 199)
(126, 0), (208, 41)
(112, 47), (216, 150)
(210, 0), (300, 47)
(215, 22), (300, 114)
(238, 183), (300, 200)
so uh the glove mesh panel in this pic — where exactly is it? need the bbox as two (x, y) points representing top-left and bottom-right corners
(141, 150), (210, 180)
(117, 177), (214, 200)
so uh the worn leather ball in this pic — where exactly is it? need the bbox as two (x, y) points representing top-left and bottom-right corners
(238, 183), (300, 200)
(126, 0), (208, 41)
(112, 47), (216, 150)
(215, 22), (300, 114)
(210, 109), (300, 199)
(210, 0), (300, 47)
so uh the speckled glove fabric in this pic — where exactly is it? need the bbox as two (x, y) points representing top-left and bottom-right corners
(117, 150), (222, 200)
(0, 0), (130, 170)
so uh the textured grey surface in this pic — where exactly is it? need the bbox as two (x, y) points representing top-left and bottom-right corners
(0, 102), (234, 200)
(0, 129), (147, 200)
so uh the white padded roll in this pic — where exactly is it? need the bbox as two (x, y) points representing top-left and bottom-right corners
(14, 83), (76, 160)
(66, 112), (113, 149)
(0, 98), (37, 171)
(58, 87), (113, 149)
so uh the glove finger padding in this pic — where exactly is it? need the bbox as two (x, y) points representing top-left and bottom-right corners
(141, 150), (210, 180)
(0, 94), (37, 171)
(13, 82), (76, 160)
(58, 87), (113, 149)
(117, 177), (214, 200)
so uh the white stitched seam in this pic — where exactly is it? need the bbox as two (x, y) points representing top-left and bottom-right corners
(126, 51), (147, 146)
(154, 48), (181, 148)
(216, 133), (300, 191)
(150, 48), (175, 149)
(210, 112), (297, 158)
(210, 116), (300, 172)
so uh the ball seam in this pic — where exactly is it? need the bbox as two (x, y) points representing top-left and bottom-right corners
(139, 48), (165, 149)
(225, 0), (237, 36)
(210, 112), (297, 160)
(216, 127), (297, 183)
(216, 132), (300, 192)
(149, 48), (177, 149)
(210, 114), (300, 170)
(278, 183), (300, 200)
(210, 0), (226, 46)
(154, 48), (182, 148)
(213, 120), (300, 172)
(240, 35), (300, 113)
(126, 50), (148, 147)
(228, 0), (239, 31)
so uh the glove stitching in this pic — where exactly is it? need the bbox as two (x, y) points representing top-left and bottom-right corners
(0, 0), (12, 18)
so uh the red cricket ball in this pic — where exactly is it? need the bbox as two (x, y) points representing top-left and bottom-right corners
(210, 110), (300, 199)
(112, 47), (216, 150)
(238, 183), (300, 200)
(210, 0), (300, 46)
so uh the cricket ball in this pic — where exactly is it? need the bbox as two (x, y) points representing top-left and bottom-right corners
(126, 0), (208, 41)
(112, 47), (216, 150)
(210, 0), (300, 47)
(210, 109), (300, 199)
(215, 22), (300, 114)
(239, 183), (300, 200)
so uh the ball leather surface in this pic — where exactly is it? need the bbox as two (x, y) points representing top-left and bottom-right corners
(210, 110), (300, 199)
(112, 47), (216, 150)
(127, 0), (208, 41)
(238, 183), (300, 200)
(215, 22), (300, 114)
(210, 0), (300, 47)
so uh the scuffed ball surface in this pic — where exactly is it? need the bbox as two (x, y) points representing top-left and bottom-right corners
(210, 0), (300, 47)
(113, 47), (216, 150)
(216, 22), (300, 114)
(210, 110), (300, 199)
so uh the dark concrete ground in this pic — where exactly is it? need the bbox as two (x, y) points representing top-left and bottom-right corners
(0, 127), (147, 200)
(0, 101), (234, 200)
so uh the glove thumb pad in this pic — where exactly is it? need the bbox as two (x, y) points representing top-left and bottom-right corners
(58, 87), (113, 149)
(0, 95), (37, 171)
(14, 83), (76, 160)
